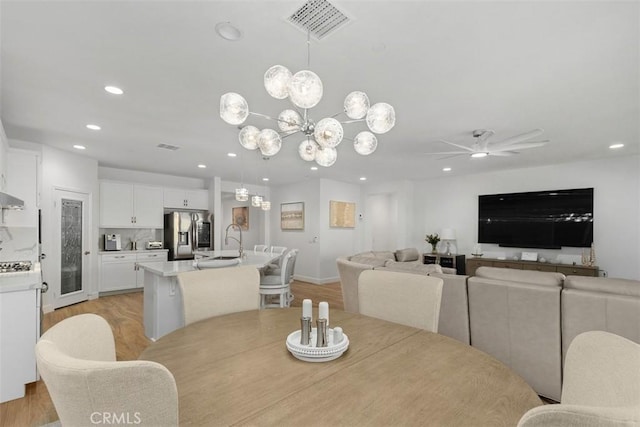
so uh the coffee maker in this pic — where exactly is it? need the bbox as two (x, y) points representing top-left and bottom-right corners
(104, 234), (122, 251)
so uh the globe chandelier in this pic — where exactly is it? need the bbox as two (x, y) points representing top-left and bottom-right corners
(219, 34), (396, 168)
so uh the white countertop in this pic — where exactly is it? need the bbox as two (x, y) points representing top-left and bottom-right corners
(0, 263), (42, 293)
(138, 251), (279, 277)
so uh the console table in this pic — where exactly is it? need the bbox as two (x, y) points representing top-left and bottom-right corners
(423, 253), (466, 275)
(466, 257), (598, 277)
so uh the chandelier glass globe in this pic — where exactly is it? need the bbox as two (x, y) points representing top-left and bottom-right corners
(315, 146), (337, 167)
(353, 131), (378, 155)
(278, 109), (303, 133)
(239, 125), (260, 150)
(287, 70), (323, 109)
(264, 65), (292, 99)
(251, 195), (263, 207)
(257, 129), (282, 156)
(220, 92), (249, 125)
(314, 118), (344, 148)
(235, 187), (249, 202)
(366, 102), (396, 134)
(344, 91), (370, 119)
(298, 139), (317, 161)
(261, 201), (271, 211)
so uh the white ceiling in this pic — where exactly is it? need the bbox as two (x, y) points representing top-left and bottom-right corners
(1, 1), (638, 186)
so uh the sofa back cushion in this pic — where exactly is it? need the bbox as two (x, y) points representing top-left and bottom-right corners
(349, 255), (388, 268)
(394, 248), (420, 262)
(382, 260), (442, 275)
(564, 276), (640, 297)
(475, 266), (565, 287)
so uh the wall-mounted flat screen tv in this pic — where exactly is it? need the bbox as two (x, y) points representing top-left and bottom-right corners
(478, 188), (593, 249)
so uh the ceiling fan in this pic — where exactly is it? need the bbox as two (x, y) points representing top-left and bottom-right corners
(425, 128), (550, 159)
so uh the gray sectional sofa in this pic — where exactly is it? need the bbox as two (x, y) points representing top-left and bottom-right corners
(337, 252), (640, 402)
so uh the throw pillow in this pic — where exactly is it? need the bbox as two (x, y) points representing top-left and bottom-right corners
(395, 248), (420, 262)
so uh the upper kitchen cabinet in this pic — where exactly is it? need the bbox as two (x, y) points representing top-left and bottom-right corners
(163, 188), (208, 210)
(100, 181), (163, 228)
(4, 149), (39, 227)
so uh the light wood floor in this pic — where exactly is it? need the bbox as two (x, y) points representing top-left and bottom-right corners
(0, 280), (343, 427)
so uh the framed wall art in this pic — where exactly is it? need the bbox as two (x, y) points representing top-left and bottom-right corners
(329, 200), (356, 228)
(281, 202), (304, 230)
(232, 206), (249, 230)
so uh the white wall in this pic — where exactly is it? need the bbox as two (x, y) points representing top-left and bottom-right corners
(319, 179), (363, 282)
(362, 180), (415, 251)
(270, 179), (322, 283)
(413, 155), (640, 280)
(40, 145), (99, 311)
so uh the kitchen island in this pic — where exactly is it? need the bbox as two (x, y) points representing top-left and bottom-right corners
(138, 250), (279, 341)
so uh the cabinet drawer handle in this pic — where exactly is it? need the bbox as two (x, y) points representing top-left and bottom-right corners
(115, 256), (125, 259)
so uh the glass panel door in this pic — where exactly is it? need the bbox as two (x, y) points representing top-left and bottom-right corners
(60, 199), (83, 295)
(52, 189), (90, 309)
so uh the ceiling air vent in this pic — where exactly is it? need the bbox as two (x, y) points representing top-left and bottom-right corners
(287, 0), (351, 40)
(157, 143), (180, 151)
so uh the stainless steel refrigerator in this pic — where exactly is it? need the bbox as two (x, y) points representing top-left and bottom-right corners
(164, 212), (212, 260)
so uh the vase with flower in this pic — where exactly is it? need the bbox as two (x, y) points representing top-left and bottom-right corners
(425, 233), (441, 254)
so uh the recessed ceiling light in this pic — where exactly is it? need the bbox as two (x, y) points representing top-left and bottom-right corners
(73, 145), (86, 150)
(310, 166), (318, 171)
(609, 143), (625, 149)
(443, 167), (452, 172)
(471, 152), (488, 158)
(227, 152), (237, 157)
(359, 177), (367, 181)
(215, 22), (243, 41)
(86, 124), (101, 130)
(262, 177), (269, 182)
(104, 86), (124, 95)
(197, 164), (206, 168)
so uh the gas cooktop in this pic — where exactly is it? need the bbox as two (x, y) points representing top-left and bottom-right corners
(0, 261), (33, 273)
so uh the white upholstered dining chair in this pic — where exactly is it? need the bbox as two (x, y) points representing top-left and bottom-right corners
(177, 266), (260, 325)
(35, 313), (178, 427)
(517, 330), (640, 427)
(260, 249), (298, 308)
(254, 244), (268, 253)
(357, 270), (443, 332)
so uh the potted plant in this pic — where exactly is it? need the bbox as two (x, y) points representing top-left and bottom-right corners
(425, 233), (440, 254)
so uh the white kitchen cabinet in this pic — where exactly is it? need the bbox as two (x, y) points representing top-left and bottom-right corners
(100, 181), (163, 228)
(99, 253), (137, 292)
(4, 149), (39, 227)
(99, 251), (168, 292)
(163, 188), (208, 210)
(0, 288), (39, 403)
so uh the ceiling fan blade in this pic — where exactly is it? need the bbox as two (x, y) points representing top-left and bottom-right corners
(489, 151), (517, 157)
(491, 129), (544, 149)
(437, 153), (467, 160)
(418, 150), (469, 156)
(437, 139), (475, 152)
(492, 141), (549, 152)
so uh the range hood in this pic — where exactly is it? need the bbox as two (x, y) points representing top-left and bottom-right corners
(0, 191), (25, 210)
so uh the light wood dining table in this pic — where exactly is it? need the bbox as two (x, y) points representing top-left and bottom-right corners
(139, 308), (542, 426)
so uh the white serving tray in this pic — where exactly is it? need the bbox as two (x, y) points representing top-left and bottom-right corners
(286, 327), (349, 362)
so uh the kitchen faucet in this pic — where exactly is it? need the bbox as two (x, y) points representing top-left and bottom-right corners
(224, 223), (244, 259)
